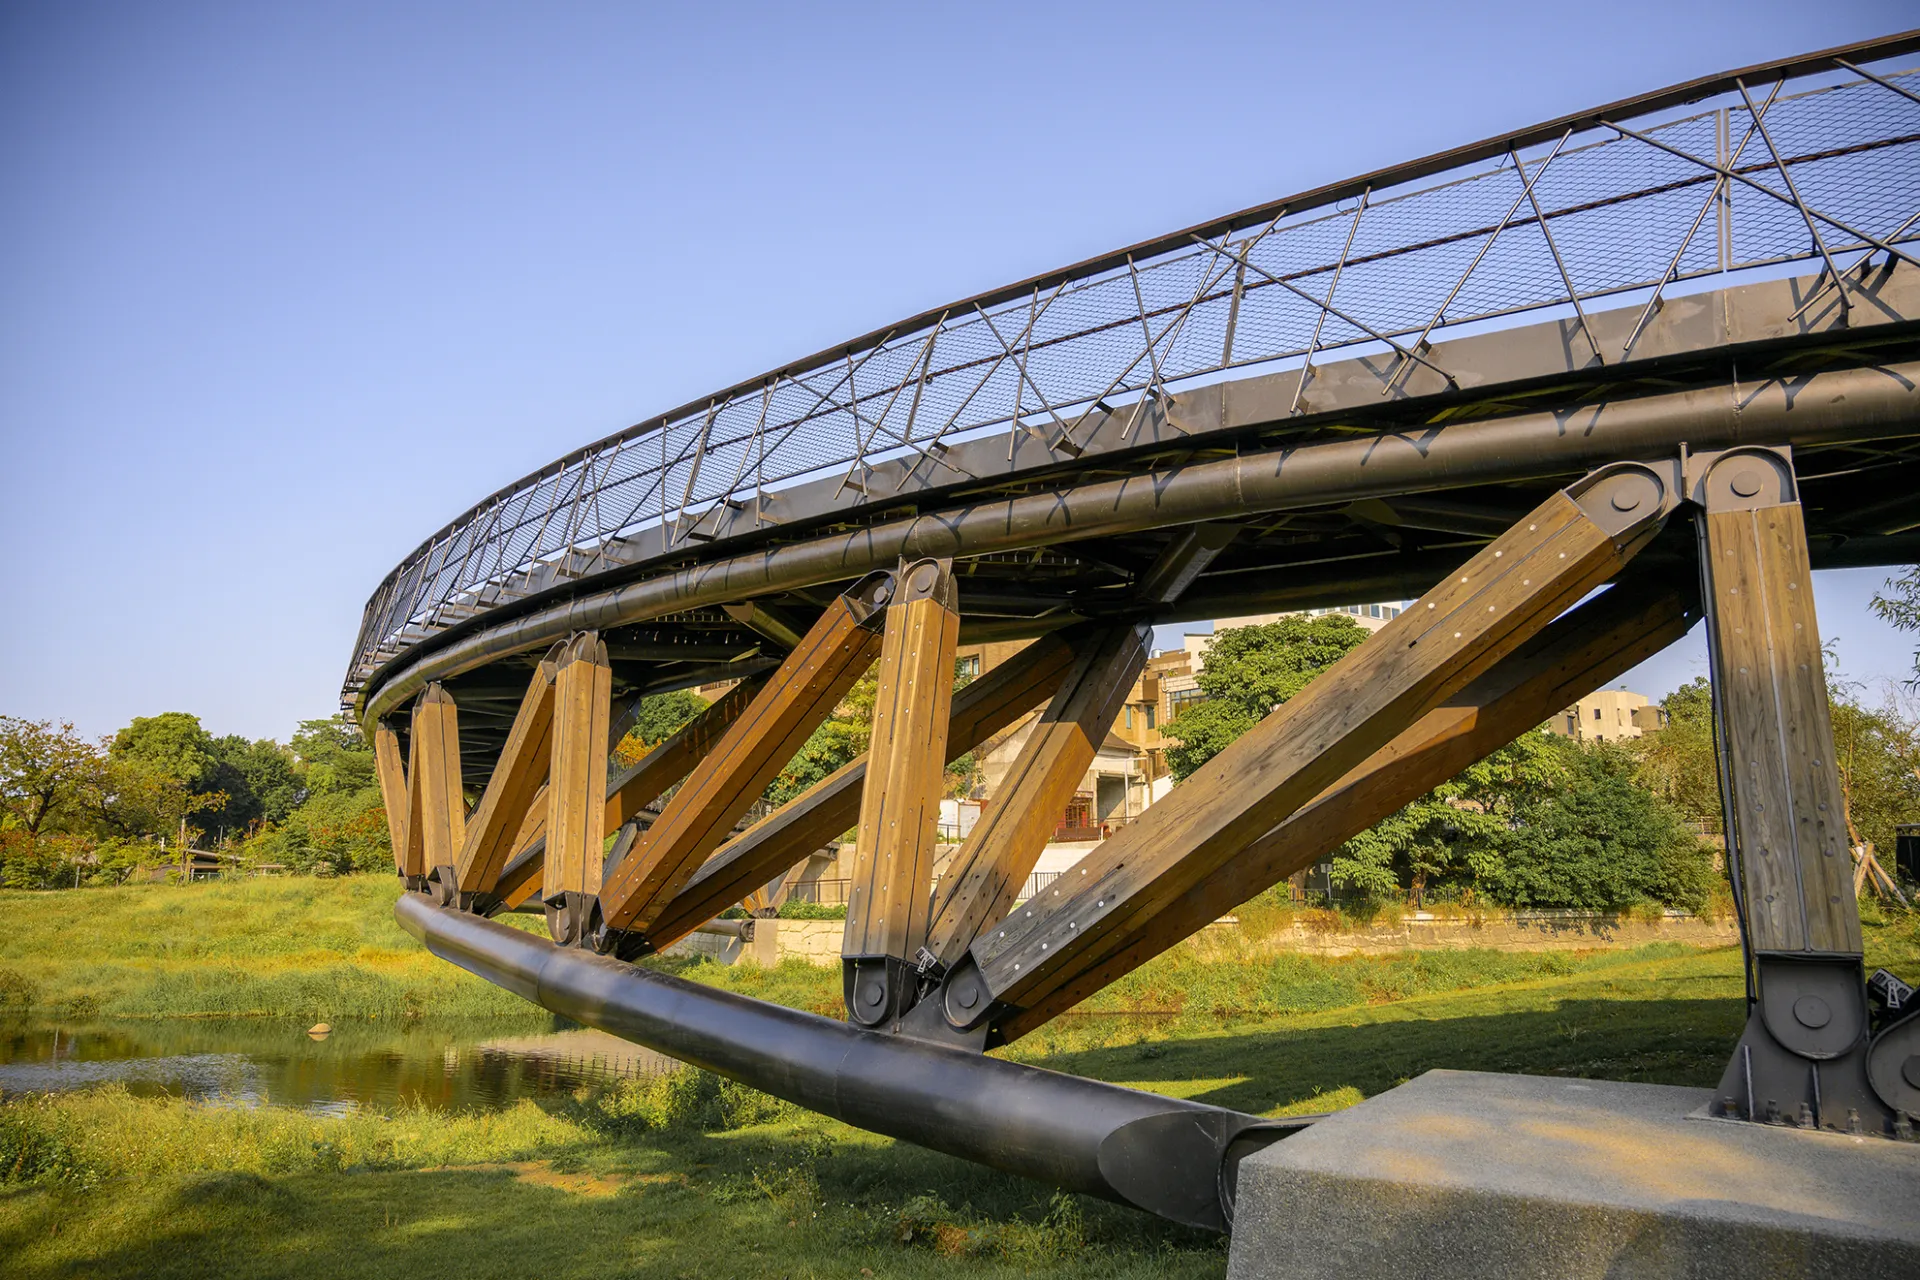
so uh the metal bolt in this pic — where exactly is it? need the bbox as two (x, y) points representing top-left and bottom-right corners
(1730, 468), (1763, 498)
(1792, 995), (1831, 1029)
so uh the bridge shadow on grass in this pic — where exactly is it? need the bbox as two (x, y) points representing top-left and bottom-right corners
(1033, 995), (1747, 1118)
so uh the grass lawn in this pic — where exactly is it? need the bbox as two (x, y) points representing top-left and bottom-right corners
(3, 878), (1916, 1279)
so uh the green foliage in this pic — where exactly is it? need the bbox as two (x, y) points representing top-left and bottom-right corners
(1332, 734), (1717, 912)
(595, 1066), (793, 1134)
(614, 690), (709, 764)
(1872, 565), (1920, 683)
(236, 716), (387, 874)
(765, 667), (878, 807)
(1634, 677), (1722, 829)
(0, 716), (111, 838)
(1830, 695), (1920, 854)
(109, 713), (215, 789)
(1163, 614), (1369, 780)
(1496, 742), (1718, 912)
(775, 899), (847, 919)
(204, 735), (301, 831)
(1332, 732), (1570, 903)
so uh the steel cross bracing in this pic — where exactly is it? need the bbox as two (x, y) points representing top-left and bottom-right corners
(344, 35), (1920, 711)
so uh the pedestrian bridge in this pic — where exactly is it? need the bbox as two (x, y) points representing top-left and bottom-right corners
(354, 34), (1920, 1232)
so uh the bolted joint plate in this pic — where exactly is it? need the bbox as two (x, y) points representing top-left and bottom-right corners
(1566, 457), (1683, 542)
(895, 556), (958, 611)
(1687, 445), (1797, 513)
(842, 569), (897, 630)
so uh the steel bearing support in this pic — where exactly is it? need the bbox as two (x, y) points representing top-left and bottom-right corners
(1695, 447), (1919, 1136)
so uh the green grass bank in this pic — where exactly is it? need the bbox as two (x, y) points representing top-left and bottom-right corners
(3, 878), (1916, 1279)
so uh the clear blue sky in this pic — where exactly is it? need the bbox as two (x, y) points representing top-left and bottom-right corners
(3, 1), (1915, 743)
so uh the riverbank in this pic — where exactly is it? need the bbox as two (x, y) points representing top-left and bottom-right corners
(0, 877), (535, 1020)
(4, 879), (1916, 1278)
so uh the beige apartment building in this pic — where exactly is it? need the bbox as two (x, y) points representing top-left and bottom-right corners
(1549, 688), (1668, 742)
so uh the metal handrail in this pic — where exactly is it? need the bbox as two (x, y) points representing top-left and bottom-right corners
(345, 34), (1920, 708)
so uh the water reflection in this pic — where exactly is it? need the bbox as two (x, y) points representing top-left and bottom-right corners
(0, 1016), (678, 1114)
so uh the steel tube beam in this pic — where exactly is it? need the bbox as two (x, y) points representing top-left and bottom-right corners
(362, 360), (1920, 731)
(393, 892), (1299, 1231)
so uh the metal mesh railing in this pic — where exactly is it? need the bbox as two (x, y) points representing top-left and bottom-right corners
(346, 54), (1920, 708)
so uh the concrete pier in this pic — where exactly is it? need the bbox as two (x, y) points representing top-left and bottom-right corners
(1228, 1069), (1920, 1280)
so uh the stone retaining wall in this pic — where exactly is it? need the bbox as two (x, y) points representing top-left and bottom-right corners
(1233, 908), (1738, 957)
(669, 908), (1736, 968)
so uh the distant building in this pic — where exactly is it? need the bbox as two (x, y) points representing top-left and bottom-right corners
(1549, 688), (1666, 742)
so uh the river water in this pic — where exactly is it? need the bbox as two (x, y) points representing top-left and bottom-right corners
(0, 1016), (679, 1115)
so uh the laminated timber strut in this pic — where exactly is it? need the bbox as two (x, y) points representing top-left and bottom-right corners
(364, 36), (1920, 1232)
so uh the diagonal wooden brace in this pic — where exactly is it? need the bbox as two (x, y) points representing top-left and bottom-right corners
(963, 459), (1681, 1017)
(638, 626), (1080, 953)
(483, 676), (764, 912)
(926, 621), (1150, 969)
(595, 574), (893, 937)
(449, 649), (559, 903)
(985, 572), (1698, 1042)
(842, 559), (962, 1026)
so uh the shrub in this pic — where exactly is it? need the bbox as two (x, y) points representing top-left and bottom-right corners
(0, 966), (38, 1009)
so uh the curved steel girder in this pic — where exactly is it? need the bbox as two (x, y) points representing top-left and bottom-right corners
(394, 892), (1305, 1232)
(360, 357), (1920, 732)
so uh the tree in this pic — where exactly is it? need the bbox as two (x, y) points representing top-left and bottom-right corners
(614, 690), (710, 768)
(1829, 692), (1920, 856)
(0, 716), (111, 838)
(1872, 566), (1920, 685)
(109, 712), (246, 842)
(1330, 731), (1570, 905)
(289, 717), (375, 796)
(765, 668), (879, 807)
(206, 735), (302, 830)
(110, 712), (214, 787)
(1497, 741), (1716, 911)
(236, 715), (387, 874)
(1633, 677), (1723, 830)
(1162, 614), (1370, 781)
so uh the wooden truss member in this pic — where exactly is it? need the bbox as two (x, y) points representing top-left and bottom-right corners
(594, 574), (893, 942)
(842, 559), (962, 1027)
(372, 722), (413, 885)
(637, 626), (1080, 953)
(1694, 447), (1886, 1130)
(402, 684), (464, 895)
(953, 460), (1682, 1026)
(544, 634), (612, 945)
(926, 622), (1151, 971)
(446, 646), (560, 907)
(990, 573), (1697, 1041)
(484, 678), (765, 911)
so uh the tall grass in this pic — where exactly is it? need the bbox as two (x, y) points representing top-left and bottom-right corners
(0, 877), (531, 1019)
